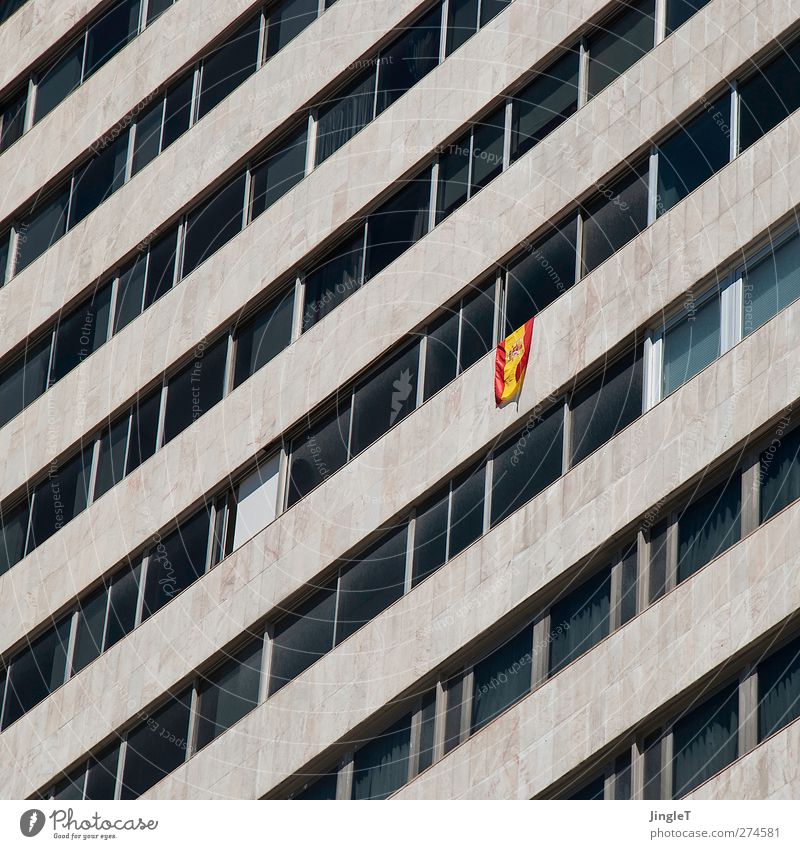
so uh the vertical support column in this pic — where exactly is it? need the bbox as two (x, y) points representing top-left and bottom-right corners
(637, 527), (650, 616)
(661, 730), (674, 800)
(741, 448), (761, 537)
(258, 625), (273, 705)
(432, 678), (447, 763)
(654, 0), (668, 45)
(665, 515), (678, 593)
(738, 664), (759, 757)
(532, 611), (551, 687)
(336, 754), (354, 800)
(577, 41), (589, 110)
(306, 111), (318, 177)
(502, 97), (513, 170)
(647, 146), (659, 225)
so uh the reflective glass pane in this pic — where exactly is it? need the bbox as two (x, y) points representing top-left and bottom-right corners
(84, 0), (141, 79)
(470, 107), (505, 193)
(743, 231), (800, 336)
(104, 562), (141, 649)
(161, 73), (193, 150)
(423, 308), (459, 399)
(50, 283), (113, 382)
(760, 423), (800, 523)
(34, 40), (84, 122)
(446, 0), (478, 56)
(0, 88), (27, 153)
(315, 69), (376, 165)
(662, 290), (720, 396)
(0, 335), (51, 427)
(266, 0), (318, 58)
(352, 713), (411, 800)
(233, 288), (294, 387)
(665, 0), (711, 34)
(182, 173), (246, 275)
(758, 636), (800, 741)
(251, 125), (308, 217)
(16, 186), (70, 272)
(448, 464), (485, 558)
(125, 389), (161, 474)
(94, 415), (129, 500)
(131, 95), (164, 175)
(302, 229), (365, 331)
(459, 282), (495, 370)
(71, 587), (109, 674)
(435, 131), (470, 223)
(471, 626), (533, 732)
(197, 15), (260, 118)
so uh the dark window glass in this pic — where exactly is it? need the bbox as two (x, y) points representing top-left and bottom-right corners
(446, 0), (477, 56)
(162, 337), (227, 444)
(418, 690), (436, 772)
(738, 41), (800, 152)
(412, 485), (449, 587)
(71, 587), (109, 674)
(648, 519), (669, 603)
(27, 447), (93, 551)
(352, 713), (411, 800)
(131, 95), (164, 175)
(365, 174), (430, 280)
(120, 690), (191, 799)
(146, 0), (173, 25)
(677, 475), (741, 584)
(335, 524), (408, 644)
(511, 51), (579, 161)
(182, 173), (246, 276)
(16, 186), (70, 271)
(656, 94), (730, 215)
(84, 745), (120, 800)
(3, 618), (71, 728)
(760, 423), (800, 523)
(471, 625), (533, 733)
(286, 399), (350, 506)
(233, 289), (294, 387)
(142, 508), (210, 620)
(504, 217), (578, 334)
(375, 7), (441, 115)
(0, 499), (29, 576)
(295, 772), (338, 799)
(161, 72), (193, 150)
(491, 404), (564, 526)
(549, 567), (611, 674)
(84, 0), (141, 79)
(480, 0), (511, 25)
(0, 0), (27, 25)
(642, 731), (663, 799)
(0, 228), (9, 285)
(269, 582), (337, 694)
(448, 464), (485, 558)
(672, 683), (738, 797)
(196, 638), (263, 750)
(743, 231), (800, 337)
(143, 227), (179, 308)
(459, 282), (495, 370)
(0, 335), (51, 428)
(0, 88), (27, 153)
(436, 131), (470, 223)
(424, 308), (459, 399)
(615, 752), (633, 799)
(665, 0), (711, 33)
(662, 290), (720, 396)
(34, 40), (84, 122)
(94, 416), (129, 499)
(570, 346), (643, 465)
(758, 636), (800, 741)
(251, 126), (308, 218)
(443, 674), (464, 754)
(197, 15), (260, 119)
(125, 389), (161, 474)
(315, 69), (377, 165)
(569, 775), (605, 799)
(50, 284), (113, 382)
(350, 341), (420, 456)
(582, 164), (649, 274)
(113, 252), (147, 333)
(104, 562), (141, 649)
(470, 106), (505, 193)
(587, 0), (656, 100)
(619, 542), (638, 626)
(302, 230), (364, 330)
(54, 767), (85, 800)
(266, 0), (318, 58)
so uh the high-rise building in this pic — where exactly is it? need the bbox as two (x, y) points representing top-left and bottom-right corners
(1, 0), (799, 802)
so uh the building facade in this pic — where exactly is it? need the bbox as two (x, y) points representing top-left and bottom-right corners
(1, 0), (800, 801)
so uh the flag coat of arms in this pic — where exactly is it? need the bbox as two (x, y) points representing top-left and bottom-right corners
(494, 318), (534, 406)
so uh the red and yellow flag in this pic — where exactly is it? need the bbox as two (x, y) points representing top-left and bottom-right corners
(495, 318), (534, 406)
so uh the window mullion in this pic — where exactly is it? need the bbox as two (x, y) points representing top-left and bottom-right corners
(336, 753), (354, 800)
(63, 608), (80, 683)
(647, 146), (659, 225)
(114, 736), (129, 800)
(661, 728), (674, 800)
(738, 664), (758, 756)
(730, 80), (740, 160)
(258, 625), (272, 705)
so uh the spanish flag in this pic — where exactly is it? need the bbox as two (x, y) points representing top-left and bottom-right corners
(495, 318), (534, 406)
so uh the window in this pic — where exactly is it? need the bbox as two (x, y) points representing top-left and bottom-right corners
(0, 87), (27, 153)
(195, 638), (263, 750)
(266, 0), (318, 58)
(661, 289), (720, 397)
(480, 0), (511, 25)
(364, 173), (431, 280)
(161, 72), (194, 151)
(84, 0), (141, 79)
(743, 231), (800, 337)
(302, 230), (365, 330)
(231, 455), (280, 551)
(315, 69), (377, 165)
(656, 95), (730, 215)
(0, 0), (27, 25)
(124, 388), (161, 474)
(676, 475), (741, 584)
(569, 346), (643, 465)
(34, 40), (84, 123)
(448, 464), (485, 558)
(470, 107), (505, 193)
(286, 399), (350, 506)
(295, 772), (338, 799)
(349, 341), (420, 456)
(503, 217), (578, 334)
(568, 775), (605, 800)
(94, 417), (129, 500)
(2, 618), (71, 729)
(444, 673), (465, 753)
(375, 7), (441, 115)
(586, 0), (656, 100)
(642, 731), (664, 799)
(104, 562), (141, 649)
(269, 582), (337, 694)
(182, 172), (247, 275)
(83, 745), (120, 800)
(672, 683), (738, 797)
(16, 186), (70, 272)
(511, 50), (579, 161)
(251, 125), (308, 217)
(648, 519), (669, 604)
(435, 133), (471, 222)
(71, 587), (109, 675)
(233, 289), (294, 387)
(458, 281), (495, 369)
(141, 508), (211, 620)
(197, 15), (261, 119)
(423, 308), (459, 399)
(335, 524), (408, 644)
(491, 403), (564, 526)
(0, 228), (10, 284)
(548, 567), (611, 674)
(618, 542), (638, 626)
(120, 689), (191, 798)
(760, 423), (800, 523)
(162, 336), (227, 444)
(69, 135), (129, 226)
(445, 0), (478, 56)
(412, 485), (449, 586)
(0, 335), (51, 428)
(352, 713), (411, 800)
(581, 164), (649, 275)
(738, 41), (800, 153)
(417, 690), (437, 772)
(50, 284), (113, 383)
(758, 636), (800, 742)
(471, 625), (533, 733)
(0, 499), (29, 576)
(665, 0), (711, 34)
